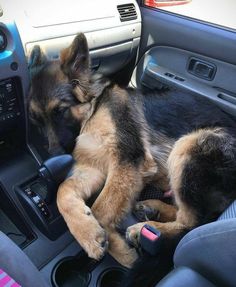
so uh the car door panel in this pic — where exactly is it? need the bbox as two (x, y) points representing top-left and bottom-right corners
(132, 7), (236, 116)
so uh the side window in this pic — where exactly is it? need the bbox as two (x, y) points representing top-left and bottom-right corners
(144, 0), (236, 31)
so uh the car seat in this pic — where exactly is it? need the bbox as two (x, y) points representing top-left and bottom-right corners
(0, 231), (49, 287)
(156, 200), (236, 287)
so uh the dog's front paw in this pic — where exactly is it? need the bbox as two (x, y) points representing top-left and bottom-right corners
(126, 222), (146, 248)
(133, 201), (159, 221)
(72, 212), (109, 260)
(84, 226), (108, 261)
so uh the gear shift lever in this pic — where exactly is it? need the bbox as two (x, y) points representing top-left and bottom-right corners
(38, 154), (74, 203)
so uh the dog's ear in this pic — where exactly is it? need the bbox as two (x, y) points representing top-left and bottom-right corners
(28, 45), (47, 79)
(60, 33), (110, 103)
(60, 33), (90, 79)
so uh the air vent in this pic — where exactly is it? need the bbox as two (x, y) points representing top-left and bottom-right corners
(117, 4), (137, 22)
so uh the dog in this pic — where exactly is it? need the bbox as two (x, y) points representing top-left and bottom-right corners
(28, 33), (236, 270)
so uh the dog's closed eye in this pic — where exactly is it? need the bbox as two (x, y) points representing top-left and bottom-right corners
(52, 106), (68, 118)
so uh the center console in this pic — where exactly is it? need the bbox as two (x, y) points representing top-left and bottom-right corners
(0, 16), (36, 249)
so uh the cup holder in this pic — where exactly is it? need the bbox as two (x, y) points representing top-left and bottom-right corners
(97, 268), (127, 287)
(52, 257), (92, 287)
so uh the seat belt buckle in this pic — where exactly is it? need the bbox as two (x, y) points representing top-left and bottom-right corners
(140, 224), (162, 255)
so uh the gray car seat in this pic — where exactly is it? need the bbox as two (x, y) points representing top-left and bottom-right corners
(0, 231), (49, 287)
(156, 201), (236, 287)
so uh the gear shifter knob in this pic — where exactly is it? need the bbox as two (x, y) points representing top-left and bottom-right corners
(39, 154), (74, 185)
(38, 154), (74, 202)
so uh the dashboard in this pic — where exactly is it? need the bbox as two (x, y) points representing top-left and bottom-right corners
(0, 0), (141, 285)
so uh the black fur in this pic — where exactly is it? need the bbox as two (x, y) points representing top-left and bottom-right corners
(142, 90), (236, 139)
(107, 91), (145, 165)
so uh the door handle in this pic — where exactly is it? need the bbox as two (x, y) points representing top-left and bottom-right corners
(188, 58), (216, 80)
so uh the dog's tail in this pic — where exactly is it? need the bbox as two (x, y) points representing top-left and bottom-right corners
(121, 231), (187, 287)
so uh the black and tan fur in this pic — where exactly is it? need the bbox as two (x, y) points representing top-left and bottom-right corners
(28, 33), (236, 269)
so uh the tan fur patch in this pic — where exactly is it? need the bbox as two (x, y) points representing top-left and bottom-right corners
(176, 203), (197, 228)
(71, 164), (106, 199)
(46, 99), (61, 112)
(29, 100), (43, 116)
(92, 165), (143, 227)
(146, 221), (186, 237)
(73, 106), (117, 174)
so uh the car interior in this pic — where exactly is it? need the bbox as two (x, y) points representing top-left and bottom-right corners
(1, 0), (236, 286)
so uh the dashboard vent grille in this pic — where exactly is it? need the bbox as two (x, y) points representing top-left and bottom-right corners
(117, 4), (137, 22)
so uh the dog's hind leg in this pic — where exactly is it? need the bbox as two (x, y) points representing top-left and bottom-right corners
(91, 165), (144, 267)
(134, 199), (177, 222)
(57, 164), (107, 260)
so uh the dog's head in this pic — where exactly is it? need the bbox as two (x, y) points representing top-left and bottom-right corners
(28, 33), (108, 155)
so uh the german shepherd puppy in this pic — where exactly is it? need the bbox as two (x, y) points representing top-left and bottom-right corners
(28, 33), (236, 268)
